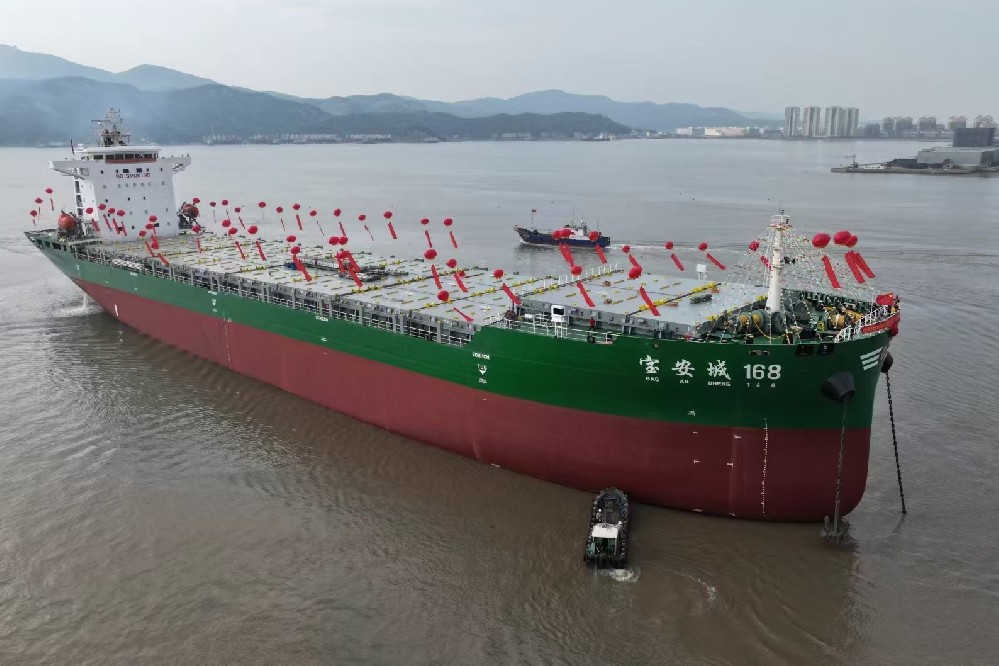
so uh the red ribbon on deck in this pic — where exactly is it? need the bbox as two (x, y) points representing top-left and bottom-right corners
(143, 240), (155, 256)
(347, 266), (362, 288)
(103, 215), (112, 232)
(364, 224), (374, 241)
(237, 216), (245, 230)
(844, 251), (866, 284)
(821, 255), (841, 289)
(293, 254), (313, 282)
(639, 286), (661, 316)
(501, 282), (521, 306)
(234, 240), (246, 260)
(594, 245), (607, 264)
(449, 230), (458, 249)
(156, 253), (169, 266)
(670, 253), (685, 271)
(295, 213), (303, 230)
(388, 222), (398, 239)
(628, 254), (642, 269)
(195, 237), (202, 253)
(452, 306), (474, 322)
(577, 281), (595, 307)
(336, 221), (344, 237)
(760, 255), (771, 270)
(424, 229), (433, 248)
(559, 243), (574, 266)
(705, 253), (726, 270)
(430, 263), (443, 289)
(334, 252), (346, 272)
(255, 240), (266, 261)
(454, 272), (469, 293)
(852, 251), (875, 278)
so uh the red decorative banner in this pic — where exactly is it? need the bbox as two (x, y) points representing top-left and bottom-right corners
(559, 243), (574, 266)
(234, 240), (246, 260)
(844, 251), (866, 284)
(594, 245), (607, 264)
(671, 253), (685, 271)
(196, 238), (202, 253)
(388, 222), (397, 239)
(860, 312), (900, 335)
(293, 254), (313, 282)
(821, 255), (841, 289)
(339, 221), (347, 237)
(280, 217), (286, 231)
(628, 254), (642, 269)
(452, 306), (474, 322)
(430, 264), (443, 289)
(577, 281), (595, 307)
(501, 283), (521, 305)
(449, 230), (458, 249)
(425, 229), (433, 248)
(91, 219), (100, 232)
(761, 255), (772, 270)
(255, 240), (267, 261)
(156, 253), (169, 266)
(347, 266), (362, 288)
(705, 252), (726, 270)
(454, 272), (469, 292)
(852, 251), (875, 279)
(364, 224), (374, 241)
(295, 213), (303, 230)
(237, 216), (245, 229)
(639, 286), (661, 316)
(144, 240), (155, 257)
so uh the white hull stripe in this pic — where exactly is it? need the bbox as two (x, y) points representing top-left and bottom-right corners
(861, 347), (884, 370)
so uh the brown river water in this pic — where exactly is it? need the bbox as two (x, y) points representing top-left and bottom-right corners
(0, 139), (996, 664)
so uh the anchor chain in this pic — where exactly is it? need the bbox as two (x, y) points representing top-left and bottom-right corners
(885, 373), (907, 514)
(824, 403), (850, 543)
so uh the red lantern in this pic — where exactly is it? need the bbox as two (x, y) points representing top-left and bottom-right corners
(446, 258), (458, 268)
(425, 249), (438, 260)
(275, 206), (283, 213)
(138, 229), (146, 237)
(34, 197), (43, 204)
(334, 208), (342, 217)
(292, 203), (301, 210)
(384, 211), (393, 219)
(221, 199), (229, 206)
(117, 209), (125, 216)
(622, 244), (631, 253)
(222, 219), (232, 228)
(589, 231), (599, 242)
(356, 213), (364, 221)
(145, 222), (154, 230)
(192, 225), (201, 233)
(209, 201), (217, 208)
(571, 265), (582, 276)
(258, 201), (266, 208)
(148, 215), (158, 223)
(833, 230), (851, 245)
(286, 235), (297, 243)
(664, 241), (673, 250)
(812, 233), (831, 248)
(44, 187), (53, 194)
(328, 236), (340, 245)
(698, 242), (708, 251)
(846, 235), (859, 248)
(443, 217), (453, 227)
(628, 266), (642, 279)
(290, 245), (301, 255)
(493, 269), (504, 279)
(247, 225), (258, 234)
(749, 240), (760, 251)
(437, 289), (450, 302)
(85, 207), (94, 214)
(339, 236), (348, 245)
(227, 227), (238, 236)
(309, 209), (317, 217)
(98, 203), (107, 210)
(192, 197), (201, 204)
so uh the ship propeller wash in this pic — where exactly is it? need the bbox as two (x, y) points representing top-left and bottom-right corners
(26, 110), (900, 522)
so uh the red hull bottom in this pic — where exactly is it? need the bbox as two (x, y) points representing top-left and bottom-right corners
(75, 280), (870, 521)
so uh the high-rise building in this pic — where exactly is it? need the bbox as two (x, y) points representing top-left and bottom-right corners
(783, 106), (801, 137)
(948, 116), (967, 130)
(802, 106), (821, 137)
(918, 116), (938, 132)
(881, 117), (896, 135)
(845, 108), (860, 137)
(863, 123), (881, 138)
(973, 115), (996, 128)
(895, 116), (914, 132)
(824, 106), (843, 137)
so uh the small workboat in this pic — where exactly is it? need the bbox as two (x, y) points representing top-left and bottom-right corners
(583, 487), (629, 568)
(514, 216), (611, 248)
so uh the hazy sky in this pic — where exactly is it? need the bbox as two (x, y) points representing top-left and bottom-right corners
(1, 0), (994, 118)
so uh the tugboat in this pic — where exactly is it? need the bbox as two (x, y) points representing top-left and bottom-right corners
(583, 488), (630, 568)
(514, 213), (611, 247)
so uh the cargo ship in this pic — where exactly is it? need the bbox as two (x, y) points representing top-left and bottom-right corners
(25, 111), (899, 521)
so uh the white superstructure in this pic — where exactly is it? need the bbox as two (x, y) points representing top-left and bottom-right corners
(48, 109), (192, 238)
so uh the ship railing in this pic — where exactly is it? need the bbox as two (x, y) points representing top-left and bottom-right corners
(833, 310), (882, 342)
(499, 318), (612, 343)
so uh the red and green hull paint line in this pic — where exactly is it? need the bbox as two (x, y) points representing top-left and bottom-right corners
(37, 243), (889, 521)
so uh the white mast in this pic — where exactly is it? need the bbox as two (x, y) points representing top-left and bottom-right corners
(765, 213), (791, 312)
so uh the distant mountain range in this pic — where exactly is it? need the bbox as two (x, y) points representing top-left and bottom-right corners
(0, 44), (775, 145)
